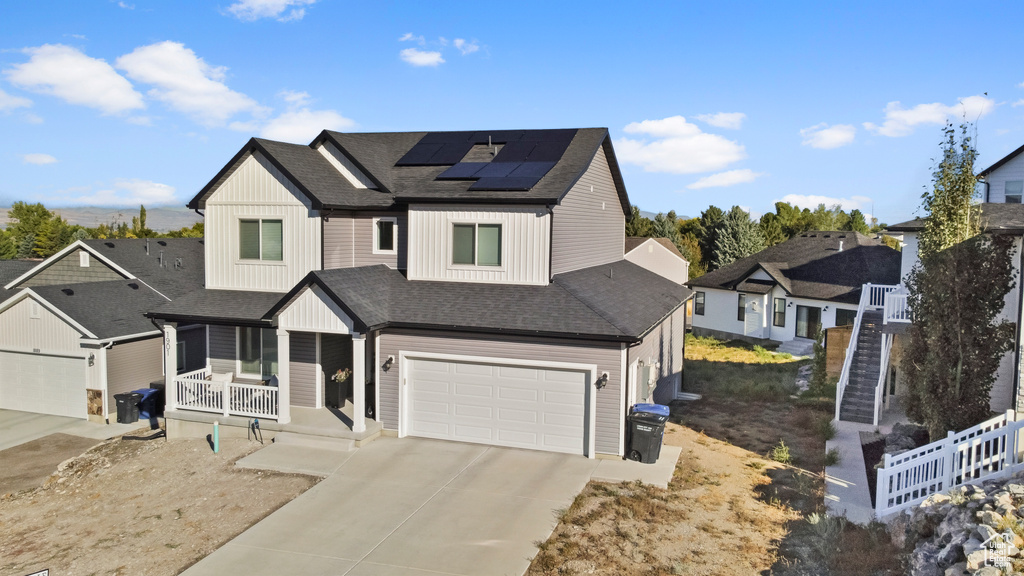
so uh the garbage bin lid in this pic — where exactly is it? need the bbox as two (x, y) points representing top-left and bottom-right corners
(632, 403), (670, 417)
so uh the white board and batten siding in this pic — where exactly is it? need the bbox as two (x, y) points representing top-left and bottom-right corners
(323, 212), (408, 270)
(276, 285), (354, 334)
(377, 330), (623, 456)
(204, 151), (322, 292)
(551, 148), (625, 275)
(0, 295), (87, 355)
(406, 205), (550, 285)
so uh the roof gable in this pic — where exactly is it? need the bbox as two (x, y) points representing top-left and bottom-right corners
(979, 143), (1024, 178)
(624, 237), (686, 261)
(5, 240), (134, 290)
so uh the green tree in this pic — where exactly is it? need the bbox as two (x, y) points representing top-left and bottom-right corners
(713, 206), (765, 269)
(809, 203), (847, 231)
(902, 235), (1016, 438)
(696, 206), (725, 271)
(845, 209), (870, 234)
(164, 222), (204, 238)
(677, 233), (705, 279)
(131, 205), (157, 238)
(652, 211), (681, 243)
(759, 212), (786, 246)
(918, 123), (980, 259)
(625, 205), (653, 237)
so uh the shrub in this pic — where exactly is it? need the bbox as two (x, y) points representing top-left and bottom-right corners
(769, 440), (792, 464)
(824, 447), (841, 467)
(816, 418), (837, 441)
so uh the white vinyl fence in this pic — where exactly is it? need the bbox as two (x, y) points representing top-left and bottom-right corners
(875, 410), (1024, 519)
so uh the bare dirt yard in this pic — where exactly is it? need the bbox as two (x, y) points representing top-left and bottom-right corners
(526, 335), (904, 576)
(0, 430), (318, 576)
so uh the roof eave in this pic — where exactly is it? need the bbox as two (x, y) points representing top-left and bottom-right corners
(314, 131), (392, 194)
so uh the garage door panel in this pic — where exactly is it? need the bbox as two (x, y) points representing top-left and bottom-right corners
(0, 351), (87, 419)
(407, 357), (587, 455)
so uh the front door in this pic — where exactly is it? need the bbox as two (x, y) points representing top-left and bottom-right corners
(796, 305), (821, 339)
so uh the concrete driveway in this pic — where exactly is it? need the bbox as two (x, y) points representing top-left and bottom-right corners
(0, 409), (142, 451)
(184, 437), (602, 576)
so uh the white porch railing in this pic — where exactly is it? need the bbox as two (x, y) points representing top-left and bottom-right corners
(835, 283), (901, 423)
(875, 410), (1023, 519)
(883, 290), (911, 324)
(872, 333), (893, 426)
(171, 366), (279, 419)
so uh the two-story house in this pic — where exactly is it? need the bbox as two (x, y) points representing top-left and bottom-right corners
(148, 128), (691, 459)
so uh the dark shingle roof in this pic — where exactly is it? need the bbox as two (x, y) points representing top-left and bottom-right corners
(83, 238), (205, 299)
(888, 203), (1024, 233)
(688, 231), (901, 304)
(189, 128), (630, 215)
(0, 260), (39, 285)
(145, 289), (282, 327)
(154, 261), (691, 342)
(978, 143), (1024, 178)
(31, 280), (168, 339)
(624, 237), (686, 261)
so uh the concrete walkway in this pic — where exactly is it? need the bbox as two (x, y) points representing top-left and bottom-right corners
(0, 409), (142, 451)
(188, 437), (681, 576)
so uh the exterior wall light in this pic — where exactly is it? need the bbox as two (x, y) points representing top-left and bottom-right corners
(382, 355), (395, 372)
(595, 372), (609, 389)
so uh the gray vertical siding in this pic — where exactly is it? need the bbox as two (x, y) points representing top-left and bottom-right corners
(18, 248), (127, 288)
(177, 325), (207, 374)
(323, 212), (407, 270)
(551, 146), (626, 275)
(106, 336), (164, 408)
(290, 331), (317, 408)
(628, 305), (686, 405)
(377, 330), (623, 456)
(208, 324), (236, 374)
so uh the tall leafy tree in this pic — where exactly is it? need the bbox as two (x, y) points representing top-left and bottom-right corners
(759, 212), (786, 246)
(845, 209), (870, 234)
(918, 123), (980, 259)
(713, 206), (765, 269)
(677, 233), (705, 279)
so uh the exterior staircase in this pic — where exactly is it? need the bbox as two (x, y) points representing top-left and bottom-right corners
(838, 310), (884, 424)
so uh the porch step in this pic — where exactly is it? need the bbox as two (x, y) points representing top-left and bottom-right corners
(777, 338), (815, 356)
(272, 431), (355, 452)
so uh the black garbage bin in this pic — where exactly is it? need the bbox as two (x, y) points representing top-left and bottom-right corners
(626, 403), (670, 463)
(132, 388), (164, 419)
(114, 392), (143, 424)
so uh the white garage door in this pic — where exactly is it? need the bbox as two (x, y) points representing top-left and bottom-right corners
(407, 358), (588, 454)
(0, 351), (87, 418)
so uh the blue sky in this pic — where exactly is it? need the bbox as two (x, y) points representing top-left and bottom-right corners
(1, 1), (1022, 226)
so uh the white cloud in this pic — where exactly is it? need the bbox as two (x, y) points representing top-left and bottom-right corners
(778, 194), (873, 212)
(687, 168), (764, 190)
(0, 88), (32, 112)
(454, 38), (479, 55)
(399, 33), (426, 45)
(279, 89), (311, 107)
(695, 112), (746, 130)
(116, 41), (267, 126)
(864, 95), (995, 137)
(800, 123), (856, 149)
(58, 179), (177, 206)
(261, 108), (355, 143)
(616, 115), (747, 174)
(23, 112), (43, 124)
(21, 153), (57, 165)
(118, 1), (135, 9)
(400, 48), (445, 67)
(226, 0), (316, 21)
(4, 44), (144, 115)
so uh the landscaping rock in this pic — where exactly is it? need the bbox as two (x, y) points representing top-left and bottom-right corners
(972, 523), (998, 544)
(1007, 483), (1024, 496)
(889, 512), (913, 550)
(935, 531), (966, 566)
(935, 507), (972, 542)
(943, 562), (967, 576)
(974, 568), (1003, 576)
(976, 510), (1002, 526)
(909, 542), (943, 576)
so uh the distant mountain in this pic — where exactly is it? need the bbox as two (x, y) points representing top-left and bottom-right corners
(638, 209), (691, 221)
(0, 206), (203, 233)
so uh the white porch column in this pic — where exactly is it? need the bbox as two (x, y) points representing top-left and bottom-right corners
(277, 328), (291, 424)
(162, 322), (177, 412)
(352, 333), (366, 433)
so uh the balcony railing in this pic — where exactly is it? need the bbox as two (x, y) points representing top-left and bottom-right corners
(171, 367), (279, 419)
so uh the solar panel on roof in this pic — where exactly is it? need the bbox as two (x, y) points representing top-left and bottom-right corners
(509, 161), (556, 178)
(427, 142), (475, 165)
(469, 176), (541, 191)
(436, 162), (489, 180)
(396, 142), (444, 165)
(469, 130), (524, 144)
(419, 131), (475, 144)
(492, 141), (536, 162)
(525, 141), (568, 162)
(473, 162), (521, 178)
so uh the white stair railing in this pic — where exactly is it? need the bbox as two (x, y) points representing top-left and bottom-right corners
(835, 283), (901, 423)
(872, 333), (893, 426)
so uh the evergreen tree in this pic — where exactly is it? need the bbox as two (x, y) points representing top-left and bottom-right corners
(759, 212), (786, 246)
(625, 205), (653, 237)
(696, 206), (725, 271)
(845, 209), (870, 234)
(713, 206), (765, 269)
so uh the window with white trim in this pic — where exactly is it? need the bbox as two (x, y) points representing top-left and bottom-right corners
(238, 327), (278, 378)
(451, 223), (501, 266)
(373, 217), (397, 255)
(694, 291), (705, 315)
(1006, 181), (1023, 204)
(239, 219), (283, 261)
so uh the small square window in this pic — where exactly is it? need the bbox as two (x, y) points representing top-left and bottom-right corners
(1006, 181), (1023, 204)
(451, 223), (502, 267)
(240, 219), (283, 261)
(374, 218), (397, 254)
(694, 291), (705, 316)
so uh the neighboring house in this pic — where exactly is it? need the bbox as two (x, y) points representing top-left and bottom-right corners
(624, 237), (688, 284)
(148, 128), (691, 458)
(0, 238), (205, 422)
(688, 231), (901, 347)
(978, 144), (1024, 204)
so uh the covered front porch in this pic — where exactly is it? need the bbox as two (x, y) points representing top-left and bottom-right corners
(159, 284), (383, 436)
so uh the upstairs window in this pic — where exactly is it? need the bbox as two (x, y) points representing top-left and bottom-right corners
(240, 219), (283, 261)
(452, 223), (502, 267)
(1006, 181), (1023, 204)
(374, 217), (397, 254)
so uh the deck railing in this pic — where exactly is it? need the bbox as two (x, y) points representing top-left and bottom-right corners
(883, 290), (911, 324)
(875, 410), (1023, 519)
(171, 367), (279, 419)
(872, 333), (893, 426)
